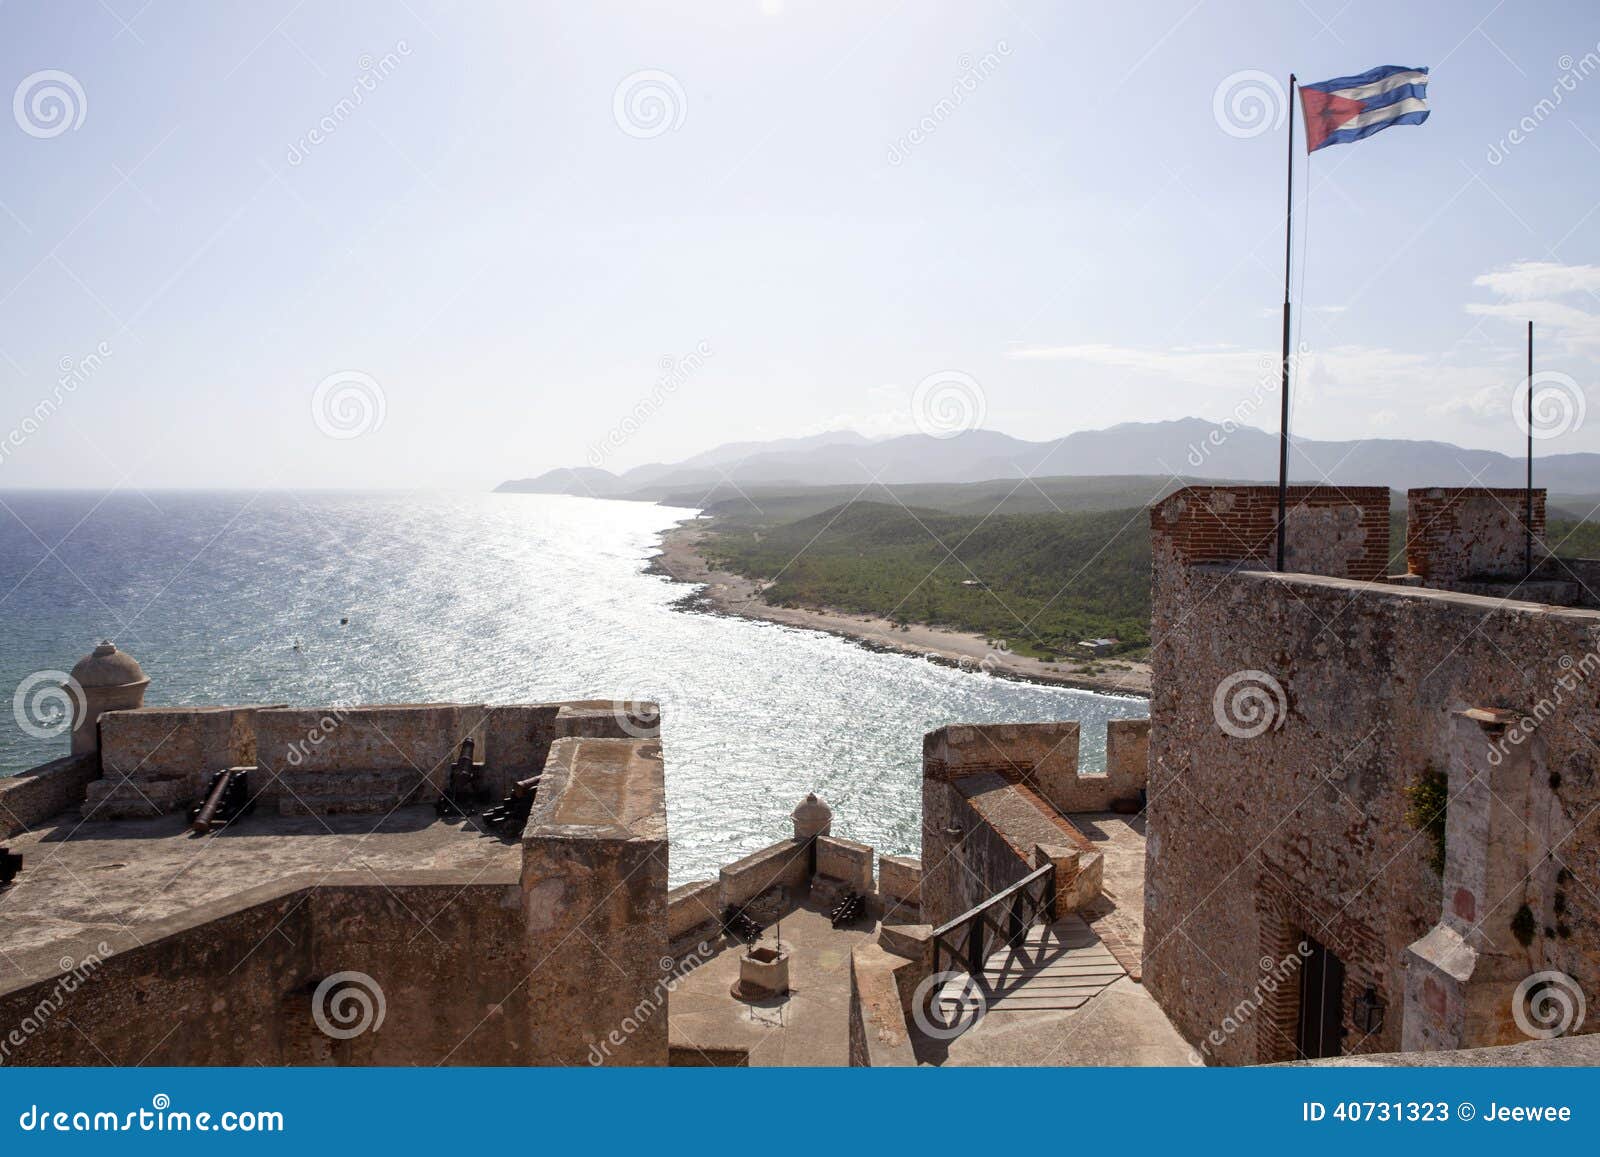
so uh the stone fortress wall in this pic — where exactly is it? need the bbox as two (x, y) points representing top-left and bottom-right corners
(76, 699), (657, 823)
(1144, 484), (1600, 1065)
(0, 684), (668, 1067)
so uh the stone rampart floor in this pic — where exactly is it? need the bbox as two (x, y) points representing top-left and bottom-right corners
(668, 891), (879, 1066)
(0, 807), (520, 987)
(1072, 811), (1147, 978)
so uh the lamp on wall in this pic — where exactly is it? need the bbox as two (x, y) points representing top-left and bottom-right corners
(1353, 986), (1385, 1035)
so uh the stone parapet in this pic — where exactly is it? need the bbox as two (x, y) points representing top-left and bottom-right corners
(1406, 487), (1546, 583)
(0, 755), (99, 837)
(1151, 484), (1392, 580)
(521, 736), (669, 1066)
(923, 719), (1148, 815)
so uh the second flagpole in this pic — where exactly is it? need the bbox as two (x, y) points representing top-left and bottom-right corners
(1276, 74), (1298, 572)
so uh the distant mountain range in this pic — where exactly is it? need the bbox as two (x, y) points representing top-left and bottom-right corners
(495, 419), (1600, 504)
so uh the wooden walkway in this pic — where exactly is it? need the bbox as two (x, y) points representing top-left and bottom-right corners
(938, 915), (1125, 1014)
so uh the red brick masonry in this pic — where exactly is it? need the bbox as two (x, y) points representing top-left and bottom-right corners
(1150, 485), (1392, 581)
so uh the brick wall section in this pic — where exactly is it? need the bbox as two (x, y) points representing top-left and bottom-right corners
(1405, 488), (1546, 582)
(1150, 485), (1392, 580)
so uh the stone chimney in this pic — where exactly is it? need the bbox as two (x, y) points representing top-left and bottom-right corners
(66, 641), (149, 757)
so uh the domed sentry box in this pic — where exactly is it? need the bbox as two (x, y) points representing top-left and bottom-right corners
(67, 641), (150, 757)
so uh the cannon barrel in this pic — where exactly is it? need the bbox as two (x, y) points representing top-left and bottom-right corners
(190, 769), (234, 833)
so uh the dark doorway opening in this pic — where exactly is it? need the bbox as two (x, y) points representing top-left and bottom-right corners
(1295, 933), (1345, 1060)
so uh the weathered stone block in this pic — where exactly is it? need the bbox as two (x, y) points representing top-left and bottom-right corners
(667, 878), (720, 944)
(879, 854), (921, 907)
(521, 736), (668, 1066)
(816, 834), (873, 894)
(718, 839), (810, 911)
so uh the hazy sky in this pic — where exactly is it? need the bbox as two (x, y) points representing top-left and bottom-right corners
(2, 0), (1598, 489)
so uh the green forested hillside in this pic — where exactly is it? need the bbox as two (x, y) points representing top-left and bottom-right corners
(691, 475), (1600, 663)
(703, 501), (1152, 659)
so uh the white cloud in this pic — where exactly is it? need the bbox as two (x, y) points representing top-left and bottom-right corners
(1468, 261), (1600, 350)
(1473, 261), (1600, 300)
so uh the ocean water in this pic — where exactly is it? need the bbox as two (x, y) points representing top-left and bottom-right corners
(0, 490), (1146, 884)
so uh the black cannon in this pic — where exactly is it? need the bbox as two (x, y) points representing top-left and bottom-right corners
(829, 890), (864, 928)
(435, 738), (482, 818)
(723, 905), (763, 945)
(187, 768), (254, 834)
(480, 774), (541, 836)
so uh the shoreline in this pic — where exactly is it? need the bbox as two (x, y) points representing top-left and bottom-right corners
(646, 517), (1152, 699)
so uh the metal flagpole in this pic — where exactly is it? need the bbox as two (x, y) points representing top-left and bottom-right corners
(1526, 320), (1534, 576)
(1277, 74), (1298, 572)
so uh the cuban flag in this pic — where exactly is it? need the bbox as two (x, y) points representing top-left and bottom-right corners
(1300, 65), (1429, 152)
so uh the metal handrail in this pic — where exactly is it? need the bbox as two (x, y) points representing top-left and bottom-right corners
(930, 862), (1056, 978)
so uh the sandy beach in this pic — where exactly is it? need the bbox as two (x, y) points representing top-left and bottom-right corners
(648, 519), (1151, 698)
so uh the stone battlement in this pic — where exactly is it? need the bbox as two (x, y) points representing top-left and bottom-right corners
(921, 718), (1149, 814)
(73, 698), (657, 823)
(1403, 486), (1549, 587)
(1150, 485), (1392, 581)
